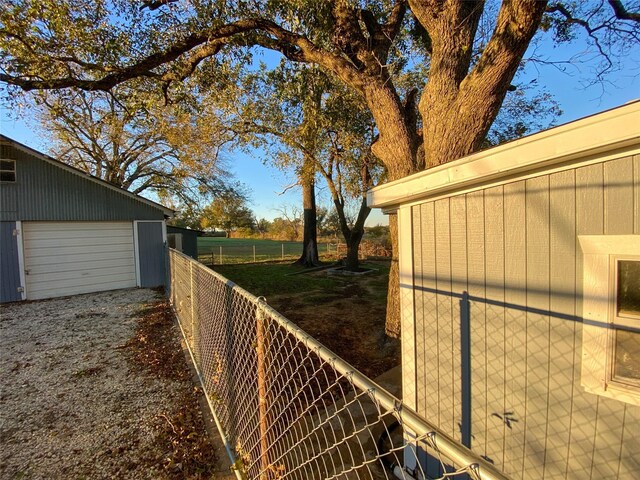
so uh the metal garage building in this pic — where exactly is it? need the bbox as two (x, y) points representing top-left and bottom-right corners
(0, 135), (173, 303)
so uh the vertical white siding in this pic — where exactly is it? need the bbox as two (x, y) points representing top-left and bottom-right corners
(503, 180), (527, 477)
(484, 185), (506, 467)
(435, 199), (454, 441)
(544, 170), (576, 479)
(467, 190), (488, 457)
(418, 201), (438, 423)
(523, 175), (550, 476)
(449, 195), (467, 446)
(410, 155), (640, 478)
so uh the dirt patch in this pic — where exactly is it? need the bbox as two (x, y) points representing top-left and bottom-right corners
(0, 289), (220, 480)
(268, 265), (400, 380)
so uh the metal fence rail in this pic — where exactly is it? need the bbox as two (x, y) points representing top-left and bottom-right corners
(197, 241), (391, 266)
(168, 249), (507, 480)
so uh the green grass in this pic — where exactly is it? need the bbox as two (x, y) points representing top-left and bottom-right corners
(212, 261), (390, 299)
(212, 263), (336, 296)
(199, 237), (301, 248)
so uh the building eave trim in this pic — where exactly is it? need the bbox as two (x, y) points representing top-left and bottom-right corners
(367, 100), (640, 209)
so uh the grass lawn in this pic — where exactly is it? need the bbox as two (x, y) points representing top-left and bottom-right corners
(212, 260), (398, 378)
(213, 263), (336, 296)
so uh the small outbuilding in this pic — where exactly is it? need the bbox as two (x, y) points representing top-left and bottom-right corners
(166, 225), (202, 259)
(0, 135), (174, 303)
(368, 101), (639, 478)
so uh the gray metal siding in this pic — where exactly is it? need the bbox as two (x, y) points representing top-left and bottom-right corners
(167, 226), (199, 258)
(0, 143), (165, 222)
(410, 154), (640, 479)
(137, 222), (166, 288)
(0, 221), (22, 303)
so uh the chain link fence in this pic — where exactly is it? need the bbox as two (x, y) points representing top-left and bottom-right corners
(197, 241), (391, 266)
(168, 249), (506, 480)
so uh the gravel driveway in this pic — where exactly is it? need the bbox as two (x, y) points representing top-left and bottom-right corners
(0, 288), (224, 480)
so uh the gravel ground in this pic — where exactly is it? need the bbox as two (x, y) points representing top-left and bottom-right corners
(0, 288), (223, 480)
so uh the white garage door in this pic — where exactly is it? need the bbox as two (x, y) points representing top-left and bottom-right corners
(23, 222), (137, 300)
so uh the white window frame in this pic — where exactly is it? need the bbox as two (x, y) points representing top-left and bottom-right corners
(579, 235), (640, 406)
(0, 159), (16, 182)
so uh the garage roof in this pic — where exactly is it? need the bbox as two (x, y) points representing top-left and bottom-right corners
(1, 135), (175, 217)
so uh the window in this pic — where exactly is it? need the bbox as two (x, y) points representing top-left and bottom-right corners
(0, 159), (16, 182)
(580, 236), (640, 405)
(611, 260), (640, 386)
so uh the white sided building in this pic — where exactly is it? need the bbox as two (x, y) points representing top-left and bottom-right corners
(368, 101), (640, 478)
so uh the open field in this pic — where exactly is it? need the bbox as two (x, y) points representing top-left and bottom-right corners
(198, 237), (390, 265)
(197, 237), (338, 264)
(212, 260), (399, 379)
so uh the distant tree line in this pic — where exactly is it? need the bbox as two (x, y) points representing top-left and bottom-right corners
(169, 196), (389, 245)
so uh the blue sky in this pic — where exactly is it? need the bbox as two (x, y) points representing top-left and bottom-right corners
(1, 27), (639, 227)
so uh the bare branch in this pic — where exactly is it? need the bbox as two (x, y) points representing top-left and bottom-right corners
(277, 182), (300, 196)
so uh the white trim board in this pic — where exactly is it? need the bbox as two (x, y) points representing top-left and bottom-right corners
(368, 100), (640, 210)
(133, 221), (142, 288)
(379, 146), (640, 214)
(15, 221), (26, 301)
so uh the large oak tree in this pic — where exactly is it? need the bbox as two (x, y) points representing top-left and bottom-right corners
(2, 0), (638, 335)
(32, 88), (236, 205)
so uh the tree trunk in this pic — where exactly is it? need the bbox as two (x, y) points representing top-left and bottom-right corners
(294, 171), (320, 267)
(417, 0), (547, 167)
(334, 196), (370, 272)
(385, 214), (401, 338)
(344, 230), (364, 271)
(379, 1), (547, 338)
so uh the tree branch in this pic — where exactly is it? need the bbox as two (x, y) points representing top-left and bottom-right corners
(607, 0), (640, 22)
(1, 20), (263, 91)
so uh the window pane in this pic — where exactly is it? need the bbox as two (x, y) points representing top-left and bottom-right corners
(0, 171), (16, 182)
(617, 260), (640, 317)
(614, 329), (640, 381)
(0, 160), (14, 170)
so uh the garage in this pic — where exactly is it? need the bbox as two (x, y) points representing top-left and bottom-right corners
(1, 135), (173, 303)
(23, 222), (137, 300)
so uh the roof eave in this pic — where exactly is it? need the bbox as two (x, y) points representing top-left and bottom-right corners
(1, 134), (176, 217)
(367, 100), (640, 210)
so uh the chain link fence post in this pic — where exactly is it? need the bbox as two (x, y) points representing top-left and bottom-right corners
(256, 299), (271, 480)
(189, 261), (195, 342)
(167, 248), (510, 480)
